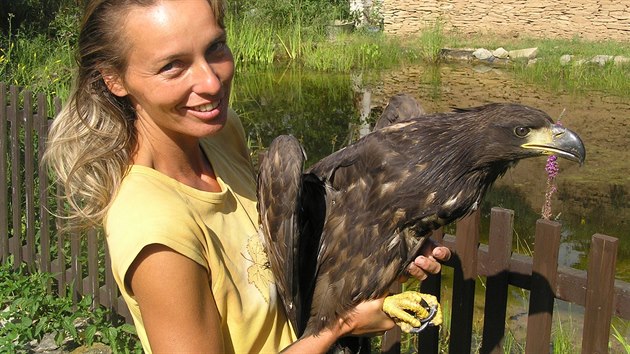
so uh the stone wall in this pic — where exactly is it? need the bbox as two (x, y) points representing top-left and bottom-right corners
(382, 0), (630, 41)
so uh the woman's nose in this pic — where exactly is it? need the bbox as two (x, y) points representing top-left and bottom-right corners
(192, 62), (222, 95)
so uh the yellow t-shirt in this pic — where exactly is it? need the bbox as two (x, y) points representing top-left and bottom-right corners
(105, 110), (296, 353)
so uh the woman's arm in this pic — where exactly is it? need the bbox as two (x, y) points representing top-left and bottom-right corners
(281, 297), (395, 353)
(127, 244), (224, 353)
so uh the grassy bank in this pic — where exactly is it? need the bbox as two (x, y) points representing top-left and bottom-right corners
(3, 14), (630, 109)
(448, 33), (630, 95)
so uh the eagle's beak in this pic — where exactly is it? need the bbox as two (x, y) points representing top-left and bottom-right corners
(522, 123), (586, 165)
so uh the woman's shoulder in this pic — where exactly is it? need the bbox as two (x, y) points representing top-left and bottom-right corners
(104, 166), (206, 263)
(115, 166), (187, 205)
(106, 166), (195, 230)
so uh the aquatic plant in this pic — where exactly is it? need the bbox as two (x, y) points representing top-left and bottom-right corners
(541, 154), (559, 220)
(541, 112), (565, 220)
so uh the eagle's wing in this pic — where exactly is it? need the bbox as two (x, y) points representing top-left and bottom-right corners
(257, 135), (305, 333)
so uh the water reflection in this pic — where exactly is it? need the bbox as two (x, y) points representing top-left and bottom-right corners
(232, 64), (630, 281)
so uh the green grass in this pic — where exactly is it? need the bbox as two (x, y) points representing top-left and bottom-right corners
(511, 55), (630, 95)
(417, 19), (446, 64)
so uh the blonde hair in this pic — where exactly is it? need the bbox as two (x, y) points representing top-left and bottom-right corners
(44, 0), (226, 230)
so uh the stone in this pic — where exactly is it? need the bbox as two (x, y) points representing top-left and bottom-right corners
(493, 47), (509, 59)
(440, 48), (474, 61)
(508, 47), (538, 59)
(591, 55), (614, 66)
(560, 54), (573, 65)
(71, 343), (113, 354)
(33, 333), (59, 352)
(473, 64), (493, 73)
(614, 56), (630, 65)
(473, 48), (493, 60)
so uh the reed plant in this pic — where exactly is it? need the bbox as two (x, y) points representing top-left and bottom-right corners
(303, 32), (420, 72)
(417, 19), (446, 64)
(226, 16), (276, 67)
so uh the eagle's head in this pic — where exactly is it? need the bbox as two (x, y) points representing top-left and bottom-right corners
(452, 103), (585, 169)
(365, 102), (586, 234)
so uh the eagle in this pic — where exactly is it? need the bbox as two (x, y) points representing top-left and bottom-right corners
(257, 97), (586, 349)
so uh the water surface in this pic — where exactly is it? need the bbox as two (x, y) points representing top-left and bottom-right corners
(232, 63), (630, 281)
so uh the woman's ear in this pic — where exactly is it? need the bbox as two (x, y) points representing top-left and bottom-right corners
(100, 69), (128, 97)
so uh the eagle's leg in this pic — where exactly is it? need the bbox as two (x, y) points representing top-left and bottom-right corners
(382, 291), (442, 333)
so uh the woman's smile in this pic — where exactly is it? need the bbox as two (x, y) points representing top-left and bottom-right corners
(185, 99), (225, 122)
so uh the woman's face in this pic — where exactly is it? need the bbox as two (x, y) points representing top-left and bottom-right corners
(109, 0), (234, 144)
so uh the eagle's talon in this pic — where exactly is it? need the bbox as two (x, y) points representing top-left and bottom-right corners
(383, 291), (442, 333)
(407, 304), (438, 333)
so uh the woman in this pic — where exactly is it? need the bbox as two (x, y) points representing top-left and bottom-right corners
(44, 0), (450, 352)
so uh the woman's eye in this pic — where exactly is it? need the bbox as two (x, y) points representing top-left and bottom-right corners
(206, 41), (227, 59)
(158, 61), (185, 77)
(514, 126), (531, 137)
(211, 41), (226, 52)
(159, 63), (174, 73)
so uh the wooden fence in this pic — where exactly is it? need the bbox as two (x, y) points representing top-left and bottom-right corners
(0, 83), (131, 321)
(2, 83), (628, 352)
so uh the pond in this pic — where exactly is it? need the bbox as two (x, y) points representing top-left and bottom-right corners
(231, 63), (630, 283)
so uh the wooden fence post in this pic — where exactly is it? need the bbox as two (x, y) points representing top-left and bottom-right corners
(417, 228), (444, 354)
(103, 245), (119, 317)
(381, 280), (402, 354)
(37, 93), (51, 275)
(9, 85), (22, 267)
(70, 231), (82, 304)
(54, 189), (67, 298)
(449, 210), (480, 354)
(525, 219), (561, 354)
(0, 83), (8, 262)
(87, 229), (100, 306)
(23, 91), (36, 267)
(481, 208), (514, 354)
(582, 234), (618, 354)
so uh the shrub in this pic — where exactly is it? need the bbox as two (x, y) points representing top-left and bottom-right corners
(0, 260), (141, 353)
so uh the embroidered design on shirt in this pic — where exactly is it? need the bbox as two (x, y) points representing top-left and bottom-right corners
(245, 233), (273, 303)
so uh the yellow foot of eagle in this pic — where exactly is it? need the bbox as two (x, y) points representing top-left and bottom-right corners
(382, 291), (442, 333)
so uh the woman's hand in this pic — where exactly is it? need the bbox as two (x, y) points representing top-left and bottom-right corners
(336, 297), (395, 337)
(405, 240), (451, 281)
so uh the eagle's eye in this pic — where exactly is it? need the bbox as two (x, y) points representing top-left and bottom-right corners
(514, 126), (531, 137)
